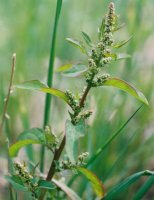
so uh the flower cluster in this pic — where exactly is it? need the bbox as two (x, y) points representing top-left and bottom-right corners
(14, 162), (38, 199)
(55, 152), (89, 173)
(91, 73), (110, 87)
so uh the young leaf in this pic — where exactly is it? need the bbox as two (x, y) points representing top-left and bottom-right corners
(5, 175), (28, 191)
(15, 80), (68, 103)
(52, 179), (82, 200)
(113, 36), (133, 48)
(102, 77), (149, 105)
(65, 120), (85, 162)
(38, 180), (56, 190)
(9, 139), (41, 157)
(77, 167), (104, 198)
(81, 32), (93, 47)
(66, 38), (86, 53)
(103, 170), (154, 200)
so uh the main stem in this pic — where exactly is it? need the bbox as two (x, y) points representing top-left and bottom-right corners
(39, 81), (93, 200)
(40, 0), (63, 172)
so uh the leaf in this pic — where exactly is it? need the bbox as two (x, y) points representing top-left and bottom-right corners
(103, 53), (131, 61)
(62, 64), (88, 77)
(15, 80), (68, 103)
(103, 170), (154, 200)
(81, 32), (93, 47)
(17, 128), (46, 144)
(65, 120), (85, 162)
(38, 180), (56, 190)
(55, 64), (73, 72)
(113, 23), (125, 32)
(9, 139), (41, 157)
(102, 77), (149, 105)
(133, 176), (154, 200)
(77, 167), (104, 198)
(52, 179), (82, 200)
(116, 53), (131, 60)
(5, 175), (28, 191)
(66, 38), (86, 53)
(56, 64), (88, 77)
(113, 36), (133, 48)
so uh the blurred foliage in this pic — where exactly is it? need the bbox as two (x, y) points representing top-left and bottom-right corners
(0, 0), (154, 199)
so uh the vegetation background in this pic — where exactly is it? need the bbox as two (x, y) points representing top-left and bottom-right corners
(0, 0), (154, 199)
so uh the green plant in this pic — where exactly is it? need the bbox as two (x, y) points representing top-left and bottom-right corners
(5, 2), (153, 200)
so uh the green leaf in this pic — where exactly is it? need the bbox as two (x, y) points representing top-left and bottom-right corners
(77, 167), (104, 198)
(38, 180), (56, 190)
(56, 64), (88, 77)
(5, 175), (28, 191)
(81, 32), (93, 47)
(17, 128), (46, 144)
(103, 53), (131, 61)
(66, 38), (86, 53)
(62, 64), (88, 77)
(52, 179), (82, 200)
(113, 23), (125, 32)
(9, 139), (41, 157)
(116, 53), (131, 60)
(98, 17), (105, 40)
(113, 36), (133, 48)
(103, 170), (154, 200)
(102, 77), (149, 105)
(55, 64), (73, 72)
(15, 80), (68, 103)
(65, 120), (85, 162)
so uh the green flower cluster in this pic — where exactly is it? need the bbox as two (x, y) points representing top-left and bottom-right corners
(14, 162), (38, 199)
(55, 152), (89, 173)
(66, 2), (117, 125)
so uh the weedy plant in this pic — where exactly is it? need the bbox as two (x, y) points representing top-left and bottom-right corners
(4, 1), (153, 200)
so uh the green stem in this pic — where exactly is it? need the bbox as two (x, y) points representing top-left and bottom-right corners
(40, 0), (63, 172)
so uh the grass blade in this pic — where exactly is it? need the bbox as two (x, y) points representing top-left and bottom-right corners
(103, 170), (154, 200)
(41, 0), (63, 172)
(133, 176), (154, 200)
(87, 105), (143, 166)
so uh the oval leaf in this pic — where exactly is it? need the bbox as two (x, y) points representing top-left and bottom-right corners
(77, 167), (104, 198)
(38, 180), (56, 190)
(52, 179), (82, 200)
(5, 175), (28, 191)
(17, 128), (46, 144)
(9, 139), (41, 157)
(102, 77), (148, 105)
(15, 80), (68, 103)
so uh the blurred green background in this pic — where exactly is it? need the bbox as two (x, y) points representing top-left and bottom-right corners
(0, 0), (154, 199)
